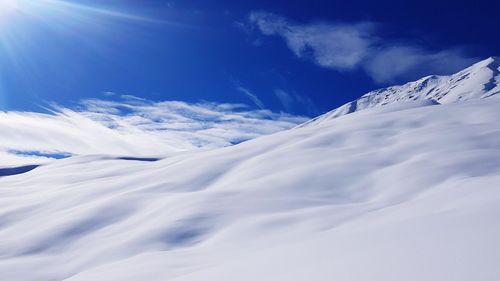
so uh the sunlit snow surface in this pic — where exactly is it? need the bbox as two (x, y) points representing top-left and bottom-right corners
(0, 98), (499, 281)
(302, 56), (500, 126)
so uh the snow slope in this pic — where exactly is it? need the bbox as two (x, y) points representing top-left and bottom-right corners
(1, 97), (500, 280)
(301, 56), (500, 127)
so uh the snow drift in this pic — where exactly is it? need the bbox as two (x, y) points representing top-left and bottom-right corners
(1, 58), (500, 281)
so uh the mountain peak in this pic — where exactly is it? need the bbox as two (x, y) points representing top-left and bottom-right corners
(302, 56), (500, 127)
(472, 56), (500, 69)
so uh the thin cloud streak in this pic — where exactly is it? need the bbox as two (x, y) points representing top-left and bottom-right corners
(236, 86), (267, 110)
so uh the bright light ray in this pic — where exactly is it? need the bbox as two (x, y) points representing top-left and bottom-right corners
(0, 0), (177, 109)
(44, 0), (166, 23)
(0, 0), (19, 16)
(0, 0), (164, 25)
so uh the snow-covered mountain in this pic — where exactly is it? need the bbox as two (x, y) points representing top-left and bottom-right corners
(1, 59), (500, 281)
(301, 56), (500, 127)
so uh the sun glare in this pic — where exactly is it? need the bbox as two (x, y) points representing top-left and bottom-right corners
(0, 0), (165, 88)
(0, 0), (20, 19)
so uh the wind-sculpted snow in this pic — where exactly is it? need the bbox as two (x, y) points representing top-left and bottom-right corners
(301, 57), (500, 127)
(1, 99), (499, 281)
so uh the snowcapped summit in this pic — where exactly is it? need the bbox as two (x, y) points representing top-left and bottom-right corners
(301, 56), (500, 127)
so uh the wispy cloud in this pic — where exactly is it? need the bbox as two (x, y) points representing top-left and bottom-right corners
(236, 86), (266, 110)
(274, 89), (318, 115)
(0, 97), (307, 166)
(363, 46), (474, 83)
(249, 12), (477, 83)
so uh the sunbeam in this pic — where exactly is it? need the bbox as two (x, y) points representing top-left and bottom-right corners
(0, 0), (169, 110)
(0, 0), (157, 22)
(43, 0), (166, 23)
(0, 0), (19, 17)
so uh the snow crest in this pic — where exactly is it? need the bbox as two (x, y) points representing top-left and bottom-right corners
(301, 57), (500, 127)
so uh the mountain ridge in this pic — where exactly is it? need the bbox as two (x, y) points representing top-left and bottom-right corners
(300, 56), (500, 127)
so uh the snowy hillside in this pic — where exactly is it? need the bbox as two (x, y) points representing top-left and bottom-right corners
(1, 96), (500, 280)
(301, 56), (500, 126)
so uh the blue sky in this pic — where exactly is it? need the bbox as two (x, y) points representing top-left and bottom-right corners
(0, 0), (499, 116)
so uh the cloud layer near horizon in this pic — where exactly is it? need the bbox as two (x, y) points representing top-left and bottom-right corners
(0, 96), (307, 166)
(249, 12), (477, 83)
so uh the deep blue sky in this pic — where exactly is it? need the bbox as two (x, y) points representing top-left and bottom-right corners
(0, 0), (499, 115)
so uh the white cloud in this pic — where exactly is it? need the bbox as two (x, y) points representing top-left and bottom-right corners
(250, 12), (374, 70)
(0, 97), (308, 166)
(364, 46), (476, 83)
(249, 12), (477, 83)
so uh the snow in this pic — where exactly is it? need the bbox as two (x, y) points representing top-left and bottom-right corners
(301, 57), (500, 127)
(1, 96), (500, 280)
